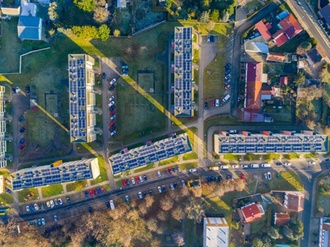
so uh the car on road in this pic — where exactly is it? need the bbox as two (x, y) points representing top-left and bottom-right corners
(267, 172), (272, 180)
(53, 215), (58, 222)
(25, 205), (30, 212)
(189, 168), (197, 173)
(158, 186), (162, 193)
(122, 179), (127, 186)
(131, 177), (136, 185)
(110, 78), (116, 85)
(215, 99), (220, 107)
(66, 196), (71, 203)
(125, 195), (130, 202)
(102, 72), (106, 79)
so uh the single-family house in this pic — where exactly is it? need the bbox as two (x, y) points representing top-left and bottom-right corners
(274, 213), (290, 226)
(17, 16), (42, 41)
(284, 191), (304, 212)
(273, 14), (303, 47)
(319, 4), (330, 28)
(255, 20), (272, 41)
(237, 202), (265, 223)
(306, 45), (326, 66)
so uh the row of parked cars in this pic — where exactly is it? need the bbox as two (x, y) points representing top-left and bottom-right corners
(25, 197), (68, 212)
(108, 78), (117, 137)
(84, 187), (106, 198)
(122, 175), (148, 187)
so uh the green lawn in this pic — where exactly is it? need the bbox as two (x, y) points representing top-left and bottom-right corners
(41, 184), (63, 198)
(244, 153), (261, 161)
(223, 154), (240, 161)
(263, 153), (280, 162)
(90, 156), (109, 185)
(18, 188), (39, 202)
(0, 194), (13, 205)
(184, 218), (196, 246)
(133, 163), (155, 173)
(204, 115), (237, 133)
(250, 215), (267, 234)
(66, 180), (88, 192)
(282, 153), (300, 160)
(180, 162), (198, 170)
(158, 156), (179, 166)
(304, 153), (317, 159)
(269, 171), (303, 191)
(203, 53), (226, 101)
(182, 152), (198, 160)
(194, 69), (199, 85)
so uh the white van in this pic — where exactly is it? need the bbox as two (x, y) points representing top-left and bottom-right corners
(260, 164), (271, 168)
(220, 165), (229, 169)
(223, 94), (230, 102)
(250, 164), (259, 168)
(109, 200), (115, 210)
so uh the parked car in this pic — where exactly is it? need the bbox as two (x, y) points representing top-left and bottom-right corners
(110, 115), (116, 121)
(143, 175), (148, 181)
(139, 176), (144, 183)
(41, 218), (45, 225)
(84, 190), (89, 198)
(138, 192), (143, 199)
(158, 186), (162, 193)
(19, 138), (25, 144)
(308, 161), (316, 165)
(122, 179), (127, 187)
(50, 200), (54, 208)
(232, 165), (240, 169)
(109, 96), (115, 101)
(109, 200), (115, 210)
(110, 78), (116, 85)
(135, 176), (140, 184)
(161, 185), (167, 193)
(53, 215), (58, 222)
(215, 99), (220, 107)
(157, 171), (162, 178)
(131, 177), (136, 185)
(102, 72), (106, 79)
(88, 207), (93, 213)
(25, 205), (30, 212)
(284, 162), (291, 166)
(240, 173), (245, 180)
(148, 189), (153, 196)
(19, 127), (25, 133)
(19, 144), (26, 150)
(106, 201), (110, 208)
(264, 172), (268, 180)
(170, 183), (175, 190)
(125, 195), (130, 202)
(267, 172), (272, 180)
(242, 164), (249, 169)
(58, 198), (63, 205)
(204, 102), (208, 109)
(110, 130), (117, 136)
(189, 168), (197, 173)
(66, 196), (71, 203)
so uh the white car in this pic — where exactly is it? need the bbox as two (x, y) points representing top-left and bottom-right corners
(267, 172), (272, 180)
(308, 161), (316, 165)
(139, 176), (144, 183)
(58, 198), (63, 205)
(232, 165), (240, 169)
(157, 171), (162, 178)
(284, 162), (291, 166)
(157, 186), (162, 193)
(25, 205), (30, 212)
(46, 201), (50, 208)
(110, 78), (116, 85)
(242, 165), (249, 169)
(131, 177), (136, 185)
(264, 173), (268, 180)
(215, 99), (220, 107)
(50, 200), (54, 208)
(109, 96), (115, 101)
(138, 192), (143, 199)
(189, 168), (197, 173)
(34, 203), (39, 211)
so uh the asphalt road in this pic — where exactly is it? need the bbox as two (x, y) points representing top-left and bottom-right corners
(287, 0), (330, 60)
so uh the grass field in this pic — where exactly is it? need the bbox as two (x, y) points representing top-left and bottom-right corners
(137, 72), (154, 92)
(184, 218), (196, 246)
(18, 188), (39, 202)
(45, 93), (58, 116)
(203, 53), (226, 101)
(133, 163), (155, 173)
(66, 180), (88, 192)
(41, 184), (63, 198)
(282, 153), (300, 160)
(158, 156), (179, 166)
(269, 171), (303, 191)
(182, 152), (198, 160)
(0, 193), (13, 205)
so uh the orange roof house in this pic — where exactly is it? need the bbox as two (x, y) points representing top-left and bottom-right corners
(274, 14), (303, 46)
(266, 53), (287, 63)
(273, 30), (288, 47)
(238, 203), (265, 223)
(255, 21), (272, 41)
(274, 213), (290, 226)
(284, 192), (304, 212)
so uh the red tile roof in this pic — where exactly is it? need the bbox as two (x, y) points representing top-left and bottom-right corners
(273, 30), (288, 47)
(280, 76), (288, 85)
(274, 213), (290, 226)
(241, 203), (265, 223)
(285, 192), (304, 212)
(265, 22), (272, 30)
(245, 62), (262, 110)
(255, 21), (272, 41)
(278, 14), (303, 39)
(266, 53), (286, 62)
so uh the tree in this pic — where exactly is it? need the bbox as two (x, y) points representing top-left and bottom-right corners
(72, 26), (99, 39)
(113, 29), (121, 37)
(282, 225), (295, 240)
(185, 199), (205, 223)
(210, 9), (219, 22)
(310, 37), (318, 46)
(48, 2), (61, 23)
(252, 237), (263, 247)
(74, 0), (95, 12)
(171, 206), (184, 221)
(157, 210), (169, 221)
(145, 218), (158, 232)
(96, 0), (106, 6)
(145, 195), (154, 208)
(294, 71), (306, 85)
(296, 42), (312, 55)
(199, 11), (209, 23)
(98, 24), (110, 41)
(173, 232), (185, 246)
(93, 7), (109, 23)
(203, 0), (209, 8)
(160, 195), (174, 211)
(268, 226), (280, 240)
(291, 219), (304, 239)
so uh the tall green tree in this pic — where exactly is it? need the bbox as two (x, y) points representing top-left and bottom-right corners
(210, 9), (219, 22)
(268, 226), (280, 240)
(74, 0), (95, 12)
(98, 24), (110, 41)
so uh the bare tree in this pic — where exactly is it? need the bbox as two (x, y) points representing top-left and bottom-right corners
(93, 7), (109, 23)
(185, 199), (205, 223)
(173, 232), (185, 246)
(149, 238), (162, 247)
(171, 206), (184, 221)
(145, 195), (154, 208)
(138, 202), (148, 216)
(160, 195), (174, 211)
(157, 210), (169, 221)
(146, 218), (158, 232)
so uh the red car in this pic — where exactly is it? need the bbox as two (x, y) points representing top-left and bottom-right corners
(122, 180), (127, 187)
(19, 144), (26, 150)
(168, 168), (173, 174)
(88, 189), (93, 197)
(211, 100), (215, 107)
(135, 177), (140, 184)
(110, 110), (116, 116)
(101, 187), (106, 193)
(240, 173), (245, 180)
(93, 189), (97, 196)
(109, 120), (116, 126)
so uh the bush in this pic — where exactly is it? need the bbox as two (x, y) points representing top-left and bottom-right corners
(72, 26), (99, 39)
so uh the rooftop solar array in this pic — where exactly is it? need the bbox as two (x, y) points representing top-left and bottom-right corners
(68, 54), (96, 143)
(109, 133), (192, 174)
(214, 131), (328, 154)
(11, 158), (99, 191)
(0, 86), (6, 168)
(174, 27), (193, 117)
